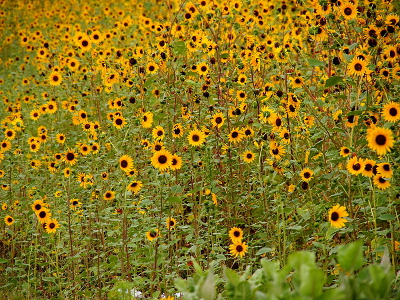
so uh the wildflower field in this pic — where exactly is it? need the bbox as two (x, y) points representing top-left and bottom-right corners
(0, 0), (400, 298)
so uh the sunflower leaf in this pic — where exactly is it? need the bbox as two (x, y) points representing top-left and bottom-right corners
(338, 239), (363, 272)
(378, 214), (395, 221)
(325, 76), (343, 87)
(307, 58), (325, 68)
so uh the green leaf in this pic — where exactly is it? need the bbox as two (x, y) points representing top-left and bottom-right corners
(256, 247), (274, 255)
(338, 240), (363, 272)
(325, 76), (343, 87)
(42, 277), (56, 283)
(200, 268), (215, 300)
(170, 185), (182, 194)
(0, 259), (8, 263)
(172, 41), (186, 56)
(378, 214), (395, 221)
(167, 196), (181, 204)
(307, 58), (325, 68)
(347, 110), (363, 116)
(234, 281), (253, 300)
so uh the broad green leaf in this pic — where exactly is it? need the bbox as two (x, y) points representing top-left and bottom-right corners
(338, 240), (363, 272)
(307, 58), (325, 67)
(256, 247), (274, 255)
(378, 214), (395, 221)
(0, 259), (8, 263)
(325, 76), (344, 87)
(167, 196), (181, 203)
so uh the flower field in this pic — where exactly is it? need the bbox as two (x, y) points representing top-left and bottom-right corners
(0, 0), (399, 298)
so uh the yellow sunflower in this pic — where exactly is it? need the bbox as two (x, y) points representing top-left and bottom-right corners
(347, 57), (367, 76)
(373, 175), (390, 190)
(242, 151), (256, 163)
(328, 204), (349, 229)
(119, 155), (134, 173)
(188, 129), (206, 147)
(45, 218), (60, 234)
(229, 240), (248, 258)
(151, 149), (172, 171)
(49, 71), (62, 86)
(146, 229), (160, 241)
(166, 217), (177, 230)
(382, 102), (400, 122)
(170, 154), (183, 170)
(300, 168), (314, 181)
(366, 127), (394, 156)
(127, 180), (142, 194)
(346, 156), (364, 176)
(211, 112), (225, 128)
(229, 227), (243, 242)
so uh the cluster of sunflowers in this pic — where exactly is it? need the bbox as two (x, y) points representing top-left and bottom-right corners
(0, 0), (399, 297)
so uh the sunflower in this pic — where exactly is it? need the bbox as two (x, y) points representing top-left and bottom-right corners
(63, 148), (78, 166)
(188, 129), (206, 147)
(4, 128), (16, 140)
(366, 127), (394, 156)
(69, 199), (82, 210)
(1, 140), (11, 152)
(101, 172), (109, 180)
(141, 111), (153, 128)
(172, 123), (184, 138)
(373, 175), (390, 190)
(151, 149), (172, 171)
(103, 190), (116, 201)
(377, 163), (393, 179)
(242, 151), (256, 163)
(361, 159), (375, 177)
(146, 62), (158, 74)
(49, 71), (62, 86)
(328, 204), (349, 229)
(279, 128), (290, 144)
(4, 215), (14, 226)
(152, 141), (164, 152)
(340, 147), (351, 157)
(211, 112), (225, 128)
(113, 116), (127, 129)
(146, 228), (160, 241)
(341, 2), (357, 20)
(45, 218), (60, 234)
(166, 217), (177, 230)
(80, 144), (91, 156)
(243, 126), (254, 138)
(37, 208), (52, 224)
(228, 128), (243, 143)
(31, 199), (47, 213)
(229, 227), (243, 242)
(346, 156), (364, 176)
(269, 142), (286, 160)
(300, 168), (314, 181)
(170, 154), (183, 170)
(347, 57), (367, 76)
(382, 101), (400, 122)
(229, 240), (248, 258)
(127, 180), (142, 194)
(152, 126), (165, 140)
(56, 133), (66, 144)
(119, 155), (134, 172)
(197, 63), (208, 75)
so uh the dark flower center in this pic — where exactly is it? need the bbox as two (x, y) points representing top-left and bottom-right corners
(121, 160), (128, 168)
(192, 134), (200, 142)
(304, 172), (311, 178)
(172, 158), (177, 165)
(331, 211), (339, 221)
(379, 177), (386, 184)
(272, 148), (279, 155)
(375, 134), (386, 146)
(158, 155), (167, 164)
(365, 164), (372, 171)
(383, 164), (390, 171)
(354, 63), (362, 71)
(53, 76), (59, 82)
(246, 153), (252, 159)
(215, 117), (222, 124)
(236, 245), (243, 252)
(35, 204), (42, 210)
(150, 231), (157, 238)
(116, 118), (123, 125)
(66, 152), (75, 160)
(49, 223), (55, 229)
(39, 211), (46, 218)
(353, 163), (361, 171)
(234, 231), (240, 237)
(389, 107), (397, 116)
(232, 132), (239, 138)
(344, 7), (352, 15)
(82, 40), (89, 47)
